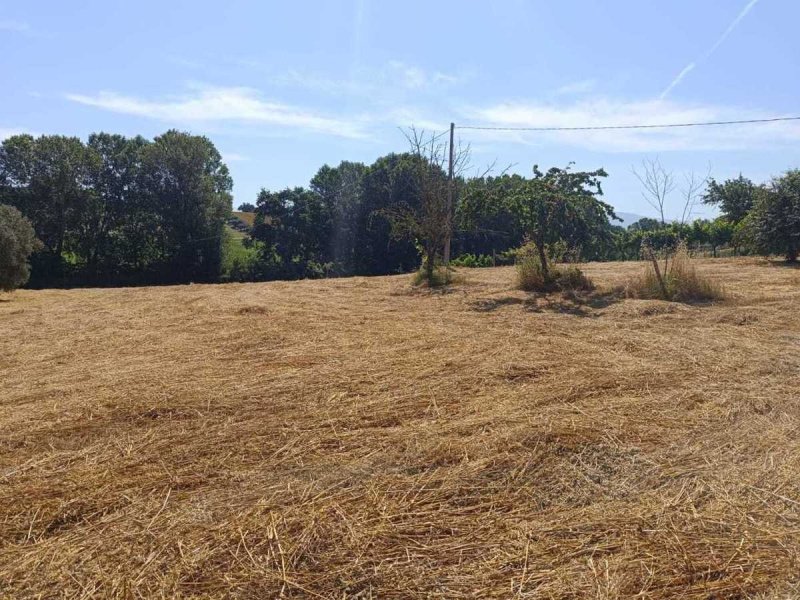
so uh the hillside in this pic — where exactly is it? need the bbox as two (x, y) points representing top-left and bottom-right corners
(2, 259), (800, 598)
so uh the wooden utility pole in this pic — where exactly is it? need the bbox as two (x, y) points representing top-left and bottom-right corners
(444, 122), (455, 267)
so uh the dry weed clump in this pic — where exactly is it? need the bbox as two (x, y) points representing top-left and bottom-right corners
(516, 245), (594, 292)
(627, 242), (724, 302)
(411, 265), (462, 287)
(1, 257), (799, 598)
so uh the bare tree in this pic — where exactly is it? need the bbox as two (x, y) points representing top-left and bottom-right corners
(632, 157), (675, 226)
(383, 127), (470, 285)
(678, 165), (712, 227)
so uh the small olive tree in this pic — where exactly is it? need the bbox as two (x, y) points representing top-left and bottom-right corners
(0, 204), (41, 291)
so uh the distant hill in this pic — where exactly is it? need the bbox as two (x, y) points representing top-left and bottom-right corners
(613, 212), (649, 226)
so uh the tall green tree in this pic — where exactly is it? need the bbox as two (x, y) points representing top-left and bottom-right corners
(310, 161), (367, 275)
(83, 133), (151, 275)
(746, 170), (800, 262)
(138, 130), (232, 281)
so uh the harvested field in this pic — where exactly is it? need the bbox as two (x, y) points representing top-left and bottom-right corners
(1, 258), (800, 598)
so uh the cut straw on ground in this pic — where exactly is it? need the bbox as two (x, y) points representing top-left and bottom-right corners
(1, 257), (799, 598)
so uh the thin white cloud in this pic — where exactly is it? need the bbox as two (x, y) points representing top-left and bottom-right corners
(65, 86), (367, 139)
(554, 79), (597, 96)
(461, 98), (800, 153)
(661, 0), (761, 98)
(269, 61), (465, 96)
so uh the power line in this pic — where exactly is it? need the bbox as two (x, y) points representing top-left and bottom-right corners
(456, 115), (800, 132)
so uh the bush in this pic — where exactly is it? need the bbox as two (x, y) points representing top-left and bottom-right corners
(411, 265), (459, 288)
(516, 244), (593, 292)
(450, 253), (493, 268)
(556, 265), (595, 291)
(0, 204), (41, 292)
(516, 245), (552, 291)
(627, 242), (723, 302)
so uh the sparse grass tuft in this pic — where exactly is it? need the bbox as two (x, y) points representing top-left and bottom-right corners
(627, 242), (724, 302)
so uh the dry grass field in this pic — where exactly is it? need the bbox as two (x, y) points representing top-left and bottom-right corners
(1, 258), (800, 598)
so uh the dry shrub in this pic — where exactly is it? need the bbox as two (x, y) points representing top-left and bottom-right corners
(516, 245), (593, 292)
(557, 265), (595, 292)
(627, 242), (724, 302)
(411, 266), (462, 288)
(516, 247), (551, 291)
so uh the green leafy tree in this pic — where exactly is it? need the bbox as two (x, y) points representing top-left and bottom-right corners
(237, 202), (256, 212)
(83, 133), (151, 276)
(138, 130), (232, 281)
(356, 153), (424, 276)
(747, 170), (800, 262)
(251, 187), (333, 279)
(310, 161), (367, 275)
(505, 165), (614, 277)
(0, 134), (97, 262)
(703, 175), (757, 224)
(0, 204), (41, 291)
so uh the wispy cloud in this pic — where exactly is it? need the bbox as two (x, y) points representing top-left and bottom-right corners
(554, 79), (597, 96)
(661, 0), (761, 98)
(461, 97), (800, 153)
(65, 85), (368, 139)
(268, 61), (465, 97)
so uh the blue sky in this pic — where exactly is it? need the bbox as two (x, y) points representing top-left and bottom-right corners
(2, 0), (798, 221)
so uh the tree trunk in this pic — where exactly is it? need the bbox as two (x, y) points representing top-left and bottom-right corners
(425, 249), (435, 283)
(647, 247), (669, 300)
(535, 241), (549, 278)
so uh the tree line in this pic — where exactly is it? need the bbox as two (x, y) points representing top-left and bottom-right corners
(2, 128), (799, 291)
(0, 130), (231, 287)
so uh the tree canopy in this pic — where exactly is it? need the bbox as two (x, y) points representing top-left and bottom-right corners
(0, 204), (41, 291)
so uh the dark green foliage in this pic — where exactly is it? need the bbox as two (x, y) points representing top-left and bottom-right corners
(0, 131), (231, 286)
(746, 170), (800, 262)
(0, 204), (41, 291)
(237, 202), (256, 212)
(250, 155), (423, 280)
(251, 187), (334, 279)
(703, 175), (757, 224)
(471, 165), (615, 277)
(138, 130), (232, 282)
